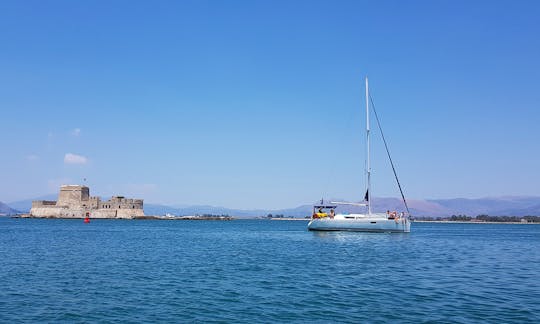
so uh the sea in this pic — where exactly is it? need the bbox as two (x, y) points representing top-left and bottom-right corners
(1, 218), (539, 323)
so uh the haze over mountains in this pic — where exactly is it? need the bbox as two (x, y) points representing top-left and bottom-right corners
(0, 201), (19, 216)
(4, 195), (540, 218)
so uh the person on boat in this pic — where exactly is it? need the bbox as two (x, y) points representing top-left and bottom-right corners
(317, 208), (327, 218)
(330, 209), (335, 219)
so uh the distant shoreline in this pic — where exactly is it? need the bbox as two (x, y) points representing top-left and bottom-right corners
(8, 216), (539, 224)
(268, 219), (539, 224)
(413, 220), (539, 224)
(11, 214), (233, 221)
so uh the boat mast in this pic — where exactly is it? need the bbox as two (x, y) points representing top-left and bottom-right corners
(366, 77), (371, 215)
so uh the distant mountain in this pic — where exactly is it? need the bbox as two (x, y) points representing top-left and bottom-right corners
(7, 194), (56, 213)
(501, 203), (540, 216)
(7, 195), (540, 218)
(279, 196), (540, 218)
(0, 201), (20, 216)
(427, 196), (540, 217)
(145, 196), (540, 218)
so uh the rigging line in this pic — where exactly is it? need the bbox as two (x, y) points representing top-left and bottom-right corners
(369, 93), (411, 216)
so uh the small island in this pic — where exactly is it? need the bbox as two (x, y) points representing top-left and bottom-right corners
(26, 185), (144, 219)
(134, 214), (233, 220)
(19, 185), (235, 220)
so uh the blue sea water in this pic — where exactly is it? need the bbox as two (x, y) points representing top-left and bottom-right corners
(1, 218), (539, 323)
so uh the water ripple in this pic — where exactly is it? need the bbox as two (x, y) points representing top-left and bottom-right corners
(1, 219), (539, 322)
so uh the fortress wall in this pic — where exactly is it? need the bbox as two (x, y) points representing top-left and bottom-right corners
(30, 207), (144, 219)
(32, 200), (57, 207)
(117, 208), (144, 218)
(120, 199), (143, 209)
(88, 196), (100, 209)
(92, 209), (144, 219)
(29, 207), (144, 219)
(30, 207), (85, 218)
(91, 210), (117, 218)
(99, 198), (143, 210)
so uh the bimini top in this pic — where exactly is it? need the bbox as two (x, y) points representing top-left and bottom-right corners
(313, 204), (337, 209)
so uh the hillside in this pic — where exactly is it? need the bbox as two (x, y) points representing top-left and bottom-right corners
(7, 194), (57, 213)
(427, 196), (540, 217)
(146, 196), (540, 218)
(0, 201), (19, 216)
(7, 195), (540, 218)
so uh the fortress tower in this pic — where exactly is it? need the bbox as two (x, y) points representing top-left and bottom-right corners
(57, 185), (90, 208)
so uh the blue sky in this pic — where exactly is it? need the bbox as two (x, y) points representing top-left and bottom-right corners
(1, 0), (539, 209)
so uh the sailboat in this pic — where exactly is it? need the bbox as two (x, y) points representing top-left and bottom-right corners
(308, 77), (411, 233)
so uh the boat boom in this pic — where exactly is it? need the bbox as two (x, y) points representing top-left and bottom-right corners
(330, 201), (368, 207)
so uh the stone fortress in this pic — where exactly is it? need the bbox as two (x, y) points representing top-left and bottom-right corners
(30, 185), (145, 219)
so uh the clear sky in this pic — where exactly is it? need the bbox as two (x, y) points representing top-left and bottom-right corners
(1, 0), (539, 209)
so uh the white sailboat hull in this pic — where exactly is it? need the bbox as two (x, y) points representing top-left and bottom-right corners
(308, 214), (411, 233)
